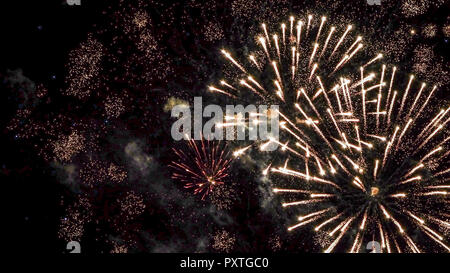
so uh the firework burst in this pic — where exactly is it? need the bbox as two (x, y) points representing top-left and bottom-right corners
(211, 14), (449, 252)
(170, 136), (233, 200)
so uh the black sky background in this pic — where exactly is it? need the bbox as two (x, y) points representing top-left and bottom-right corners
(2, 0), (104, 253)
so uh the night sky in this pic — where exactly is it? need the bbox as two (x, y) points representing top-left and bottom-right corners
(4, 0), (449, 254)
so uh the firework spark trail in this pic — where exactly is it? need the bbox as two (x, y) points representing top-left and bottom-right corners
(397, 75), (415, 122)
(213, 15), (449, 252)
(383, 66), (397, 127)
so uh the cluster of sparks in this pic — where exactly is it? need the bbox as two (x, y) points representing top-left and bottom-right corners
(212, 229), (236, 253)
(64, 34), (104, 99)
(400, 0), (446, 18)
(170, 136), (233, 200)
(210, 15), (449, 252)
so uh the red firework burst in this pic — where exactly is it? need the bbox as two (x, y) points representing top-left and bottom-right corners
(170, 137), (233, 200)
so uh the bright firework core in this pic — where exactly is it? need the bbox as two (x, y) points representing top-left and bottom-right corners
(370, 187), (379, 196)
